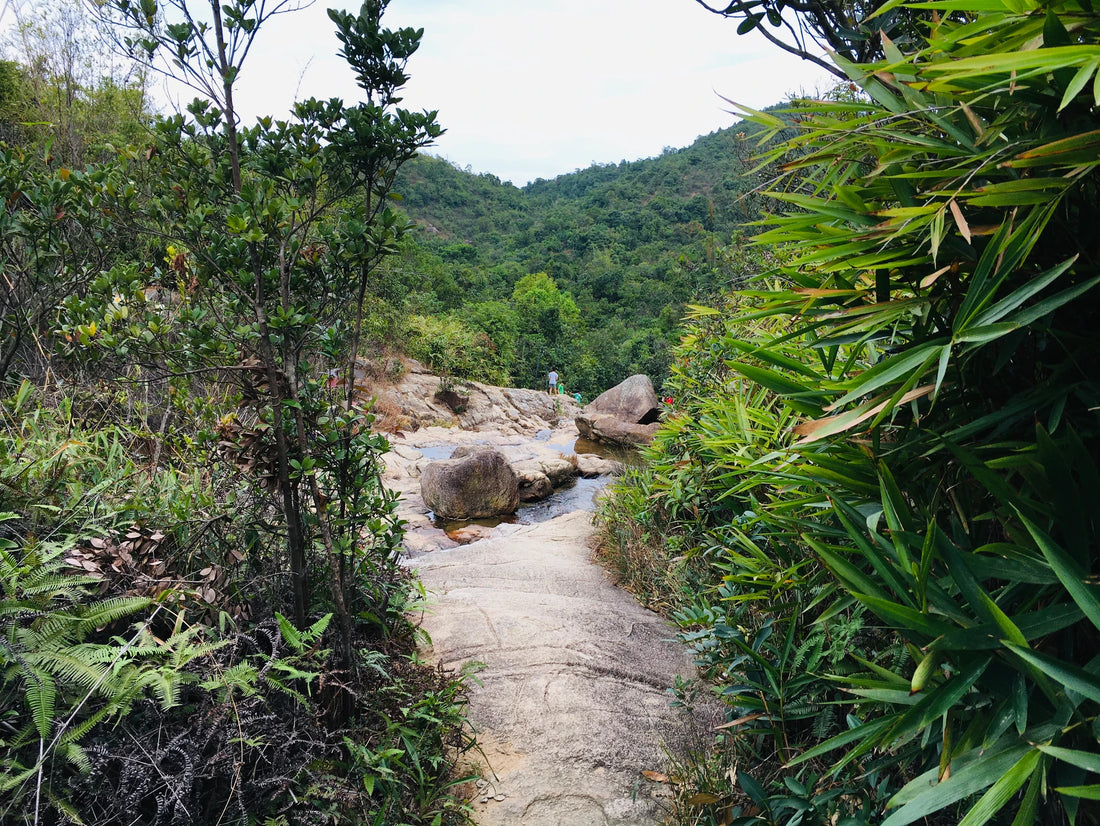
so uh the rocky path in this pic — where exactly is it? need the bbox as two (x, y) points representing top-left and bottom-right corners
(410, 511), (709, 826)
(374, 366), (712, 824)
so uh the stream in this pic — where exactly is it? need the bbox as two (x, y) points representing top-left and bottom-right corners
(388, 426), (634, 554)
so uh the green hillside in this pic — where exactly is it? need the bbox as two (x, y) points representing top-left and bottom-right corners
(385, 122), (776, 395)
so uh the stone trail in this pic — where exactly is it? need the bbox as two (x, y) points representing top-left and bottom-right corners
(411, 510), (712, 826)
(374, 364), (714, 824)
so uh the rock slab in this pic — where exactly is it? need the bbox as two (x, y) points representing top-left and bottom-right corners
(412, 511), (710, 825)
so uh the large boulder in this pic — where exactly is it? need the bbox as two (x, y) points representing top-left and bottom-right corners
(575, 453), (623, 478)
(359, 359), (582, 435)
(575, 375), (661, 447)
(586, 374), (660, 423)
(577, 416), (659, 448)
(421, 447), (519, 519)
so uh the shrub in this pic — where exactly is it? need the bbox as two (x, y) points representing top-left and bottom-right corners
(602, 0), (1100, 822)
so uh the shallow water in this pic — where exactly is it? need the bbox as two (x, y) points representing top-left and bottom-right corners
(432, 475), (610, 533)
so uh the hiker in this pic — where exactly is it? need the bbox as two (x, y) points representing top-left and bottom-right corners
(547, 369), (558, 394)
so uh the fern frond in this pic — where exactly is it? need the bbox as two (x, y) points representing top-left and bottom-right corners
(56, 706), (117, 749)
(21, 664), (56, 739)
(0, 762), (36, 792)
(20, 573), (100, 598)
(201, 661), (259, 699)
(23, 649), (111, 692)
(134, 667), (185, 710)
(77, 596), (152, 633)
(275, 612), (302, 652)
(304, 613), (332, 644)
(58, 740), (91, 772)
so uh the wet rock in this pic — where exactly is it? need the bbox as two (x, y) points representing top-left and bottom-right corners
(447, 524), (496, 544)
(575, 454), (623, 477)
(517, 471), (554, 502)
(421, 447), (519, 519)
(512, 455), (579, 503)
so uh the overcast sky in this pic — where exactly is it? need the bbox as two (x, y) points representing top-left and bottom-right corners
(1, 0), (837, 185)
(218, 0), (837, 186)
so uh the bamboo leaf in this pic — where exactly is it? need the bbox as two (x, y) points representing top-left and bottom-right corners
(1060, 61), (1100, 111)
(1038, 745), (1100, 774)
(968, 256), (1076, 328)
(1056, 785), (1100, 800)
(1007, 129), (1100, 167)
(957, 749), (1041, 826)
(883, 742), (1034, 826)
(1005, 644), (1100, 704)
(794, 385), (935, 444)
(949, 199), (972, 244)
(1016, 510), (1100, 630)
(855, 592), (955, 638)
(829, 343), (947, 409)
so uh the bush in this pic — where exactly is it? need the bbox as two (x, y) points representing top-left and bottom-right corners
(600, 0), (1100, 822)
(401, 313), (510, 385)
(0, 383), (474, 825)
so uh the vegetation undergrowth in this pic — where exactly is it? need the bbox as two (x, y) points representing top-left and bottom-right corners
(0, 381), (475, 824)
(599, 0), (1100, 823)
(0, 0), (476, 821)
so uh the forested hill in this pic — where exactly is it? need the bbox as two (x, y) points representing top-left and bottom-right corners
(385, 120), (774, 396)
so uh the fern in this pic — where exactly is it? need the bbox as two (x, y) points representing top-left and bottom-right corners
(201, 661), (260, 699)
(21, 665), (57, 740)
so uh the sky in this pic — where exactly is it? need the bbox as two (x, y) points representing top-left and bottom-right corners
(1, 0), (837, 186)
(224, 0), (837, 186)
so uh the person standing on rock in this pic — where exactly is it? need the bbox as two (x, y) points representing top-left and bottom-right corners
(547, 369), (559, 395)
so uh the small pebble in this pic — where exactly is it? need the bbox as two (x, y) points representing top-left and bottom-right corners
(480, 796), (489, 804)
(476, 779), (488, 788)
(494, 794), (506, 801)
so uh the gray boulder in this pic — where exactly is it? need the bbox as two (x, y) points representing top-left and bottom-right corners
(575, 374), (661, 447)
(421, 447), (519, 519)
(587, 374), (659, 422)
(575, 453), (623, 477)
(577, 416), (659, 447)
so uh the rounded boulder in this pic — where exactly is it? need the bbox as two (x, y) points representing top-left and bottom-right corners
(421, 447), (520, 520)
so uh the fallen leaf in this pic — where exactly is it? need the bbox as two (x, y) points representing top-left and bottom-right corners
(641, 771), (668, 783)
(687, 792), (723, 806)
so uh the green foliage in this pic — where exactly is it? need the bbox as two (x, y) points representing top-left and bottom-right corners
(0, 0), (473, 821)
(0, 383), (468, 825)
(0, 145), (121, 381)
(342, 654), (475, 825)
(401, 312), (510, 384)
(81, 0), (441, 660)
(389, 125), (775, 395)
(0, 0), (151, 165)
(603, 0), (1100, 822)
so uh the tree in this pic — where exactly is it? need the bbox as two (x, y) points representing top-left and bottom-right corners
(0, 143), (124, 382)
(88, 0), (440, 675)
(1, 0), (150, 165)
(510, 272), (583, 388)
(691, 0), (926, 78)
